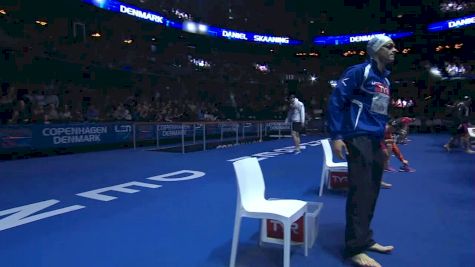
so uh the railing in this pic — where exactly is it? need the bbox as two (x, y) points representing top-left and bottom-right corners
(133, 121), (292, 153)
(0, 120), (292, 154)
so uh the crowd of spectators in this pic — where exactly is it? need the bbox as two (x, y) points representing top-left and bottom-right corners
(0, 82), (232, 125)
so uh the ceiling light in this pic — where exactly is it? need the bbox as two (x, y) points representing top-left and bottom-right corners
(183, 21), (197, 33)
(197, 24), (208, 33)
(35, 20), (48, 26)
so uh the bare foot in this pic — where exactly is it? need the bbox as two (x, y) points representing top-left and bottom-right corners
(350, 253), (381, 267)
(368, 243), (394, 254)
(380, 181), (392, 189)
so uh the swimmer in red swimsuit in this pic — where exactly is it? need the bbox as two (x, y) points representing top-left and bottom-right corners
(382, 123), (415, 174)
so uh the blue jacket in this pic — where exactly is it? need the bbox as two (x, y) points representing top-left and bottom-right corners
(327, 60), (391, 140)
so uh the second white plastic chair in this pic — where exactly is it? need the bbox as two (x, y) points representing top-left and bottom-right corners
(319, 138), (348, 196)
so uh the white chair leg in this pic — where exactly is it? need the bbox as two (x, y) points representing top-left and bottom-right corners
(319, 169), (326, 197)
(259, 219), (265, 247)
(283, 221), (291, 267)
(229, 215), (242, 267)
(304, 213), (308, 256)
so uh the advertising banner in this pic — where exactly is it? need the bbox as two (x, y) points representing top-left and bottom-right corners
(0, 123), (133, 151)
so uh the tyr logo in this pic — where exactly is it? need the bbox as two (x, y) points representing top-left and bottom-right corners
(329, 172), (349, 189)
(374, 82), (390, 95)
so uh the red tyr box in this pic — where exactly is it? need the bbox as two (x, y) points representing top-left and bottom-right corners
(328, 171), (348, 189)
(266, 216), (305, 242)
(261, 201), (323, 248)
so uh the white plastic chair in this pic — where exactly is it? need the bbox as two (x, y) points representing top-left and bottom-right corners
(468, 127), (475, 147)
(230, 157), (308, 267)
(468, 127), (475, 138)
(319, 138), (348, 196)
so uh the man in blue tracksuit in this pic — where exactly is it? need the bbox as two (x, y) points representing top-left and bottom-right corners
(327, 35), (398, 267)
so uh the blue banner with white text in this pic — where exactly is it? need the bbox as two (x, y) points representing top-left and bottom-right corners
(0, 123), (133, 151)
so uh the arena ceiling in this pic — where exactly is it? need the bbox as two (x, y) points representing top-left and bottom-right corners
(2, 0), (474, 53)
(125, 0), (444, 36)
(110, 1), (474, 54)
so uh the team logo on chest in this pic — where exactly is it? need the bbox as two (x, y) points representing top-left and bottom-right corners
(373, 82), (390, 95)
